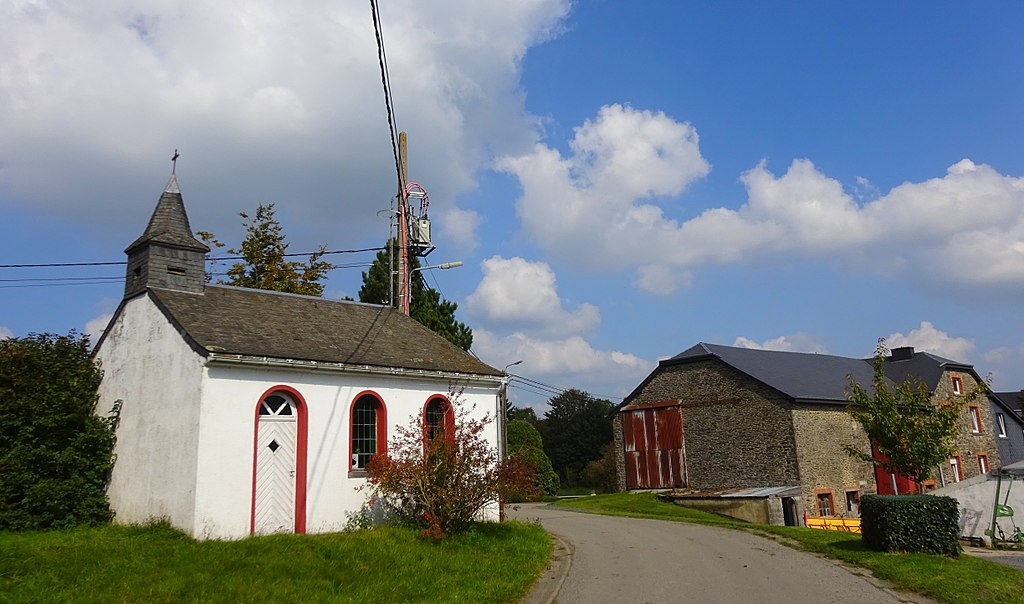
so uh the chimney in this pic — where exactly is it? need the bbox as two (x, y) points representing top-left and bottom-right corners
(890, 347), (915, 361)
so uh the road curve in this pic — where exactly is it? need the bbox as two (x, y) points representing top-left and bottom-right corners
(509, 502), (932, 604)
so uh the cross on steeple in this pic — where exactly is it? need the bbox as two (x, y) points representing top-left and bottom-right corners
(171, 149), (180, 174)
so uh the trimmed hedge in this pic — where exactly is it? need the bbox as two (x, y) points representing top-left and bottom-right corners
(860, 494), (960, 556)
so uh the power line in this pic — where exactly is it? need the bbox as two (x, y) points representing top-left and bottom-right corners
(369, 0), (403, 193)
(0, 247), (384, 269)
(508, 373), (624, 403)
(0, 262), (376, 288)
(0, 279), (124, 289)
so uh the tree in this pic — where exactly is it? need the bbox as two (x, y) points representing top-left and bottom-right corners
(199, 203), (332, 296)
(507, 419), (559, 499)
(508, 404), (540, 424)
(359, 240), (473, 351)
(364, 390), (535, 538)
(845, 339), (985, 491)
(0, 332), (120, 530)
(580, 442), (619, 493)
(543, 389), (614, 487)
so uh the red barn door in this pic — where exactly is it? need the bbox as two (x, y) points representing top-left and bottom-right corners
(622, 404), (685, 489)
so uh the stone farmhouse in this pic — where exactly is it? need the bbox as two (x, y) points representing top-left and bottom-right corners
(93, 173), (505, 539)
(612, 342), (1024, 526)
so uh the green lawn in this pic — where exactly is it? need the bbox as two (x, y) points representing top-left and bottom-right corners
(0, 520), (551, 603)
(555, 493), (1024, 604)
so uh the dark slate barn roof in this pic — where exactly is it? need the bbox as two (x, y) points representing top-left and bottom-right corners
(661, 343), (878, 404)
(882, 347), (971, 391)
(148, 284), (501, 376)
(993, 391), (1024, 416)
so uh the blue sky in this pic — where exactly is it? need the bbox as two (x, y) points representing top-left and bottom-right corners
(2, 2), (1023, 410)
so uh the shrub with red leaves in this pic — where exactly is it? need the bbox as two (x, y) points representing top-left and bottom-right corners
(365, 388), (537, 538)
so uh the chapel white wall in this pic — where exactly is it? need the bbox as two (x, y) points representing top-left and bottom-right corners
(94, 294), (205, 532)
(194, 364), (502, 539)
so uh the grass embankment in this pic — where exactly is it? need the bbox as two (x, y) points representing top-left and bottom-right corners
(0, 520), (550, 603)
(555, 493), (1024, 604)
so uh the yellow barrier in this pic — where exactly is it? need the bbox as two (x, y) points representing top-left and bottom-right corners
(805, 517), (861, 533)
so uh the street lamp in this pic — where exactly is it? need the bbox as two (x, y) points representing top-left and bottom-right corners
(412, 261), (464, 273)
(500, 360), (523, 460)
(400, 262), (463, 314)
(499, 360), (522, 522)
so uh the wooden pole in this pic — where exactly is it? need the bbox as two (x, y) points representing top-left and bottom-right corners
(398, 132), (410, 315)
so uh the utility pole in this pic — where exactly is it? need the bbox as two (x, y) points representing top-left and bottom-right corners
(397, 132), (411, 315)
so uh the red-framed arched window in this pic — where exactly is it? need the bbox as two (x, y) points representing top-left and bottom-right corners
(350, 391), (387, 472)
(423, 395), (454, 443)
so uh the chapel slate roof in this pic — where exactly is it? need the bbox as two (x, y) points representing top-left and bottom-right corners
(148, 284), (501, 376)
(125, 175), (210, 254)
(658, 342), (881, 404)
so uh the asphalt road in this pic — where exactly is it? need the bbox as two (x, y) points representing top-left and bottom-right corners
(509, 503), (932, 604)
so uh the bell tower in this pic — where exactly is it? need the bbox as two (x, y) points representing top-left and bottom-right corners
(123, 164), (209, 298)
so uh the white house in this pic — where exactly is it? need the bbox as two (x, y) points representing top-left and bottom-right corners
(94, 173), (505, 540)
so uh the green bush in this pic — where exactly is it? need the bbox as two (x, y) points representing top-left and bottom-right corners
(0, 332), (119, 530)
(860, 494), (960, 556)
(507, 418), (544, 452)
(507, 447), (559, 501)
(506, 419), (559, 501)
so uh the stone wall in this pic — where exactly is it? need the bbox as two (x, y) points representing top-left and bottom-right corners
(612, 413), (627, 492)
(619, 359), (800, 490)
(936, 370), (1002, 484)
(791, 405), (875, 516)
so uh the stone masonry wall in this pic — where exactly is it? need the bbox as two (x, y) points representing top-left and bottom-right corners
(620, 359), (800, 490)
(935, 370), (1002, 484)
(612, 413), (627, 492)
(790, 405), (875, 517)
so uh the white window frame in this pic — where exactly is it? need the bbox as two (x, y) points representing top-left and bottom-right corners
(997, 413), (1008, 438)
(969, 405), (982, 433)
(816, 492), (834, 517)
(844, 490), (860, 515)
(950, 456), (962, 482)
(978, 454), (989, 474)
(952, 376), (964, 395)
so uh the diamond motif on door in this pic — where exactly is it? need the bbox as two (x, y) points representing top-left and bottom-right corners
(254, 396), (297, 535)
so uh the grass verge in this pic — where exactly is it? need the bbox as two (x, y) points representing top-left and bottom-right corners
(554, 493), (1024, 604)
(0, 520), (550, 604)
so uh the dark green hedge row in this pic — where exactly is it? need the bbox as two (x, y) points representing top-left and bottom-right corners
(860, 494), (960, 556)
(0, 332), (119, 530)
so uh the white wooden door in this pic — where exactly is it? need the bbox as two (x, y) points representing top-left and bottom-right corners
(254, 396), (297, 535)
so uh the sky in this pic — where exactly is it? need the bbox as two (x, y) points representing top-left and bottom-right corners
(2, 1), (1023, 411)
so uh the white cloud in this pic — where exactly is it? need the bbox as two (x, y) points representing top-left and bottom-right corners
(501, 104), (1024, 296)
(732, 333), (827, 354)
(983, 346), (1020, 366)
(438, 206), (483, 251)
(464, 254), (648, 405)
(885, 322), (974, 363)
(466, 256), (599, 337)
(0, 326), (12, 340)
(472, 329), (651, 402)
(0, 0), (572, 246)
(85, 313), (113, 346)
(498, 104), (711, 278)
